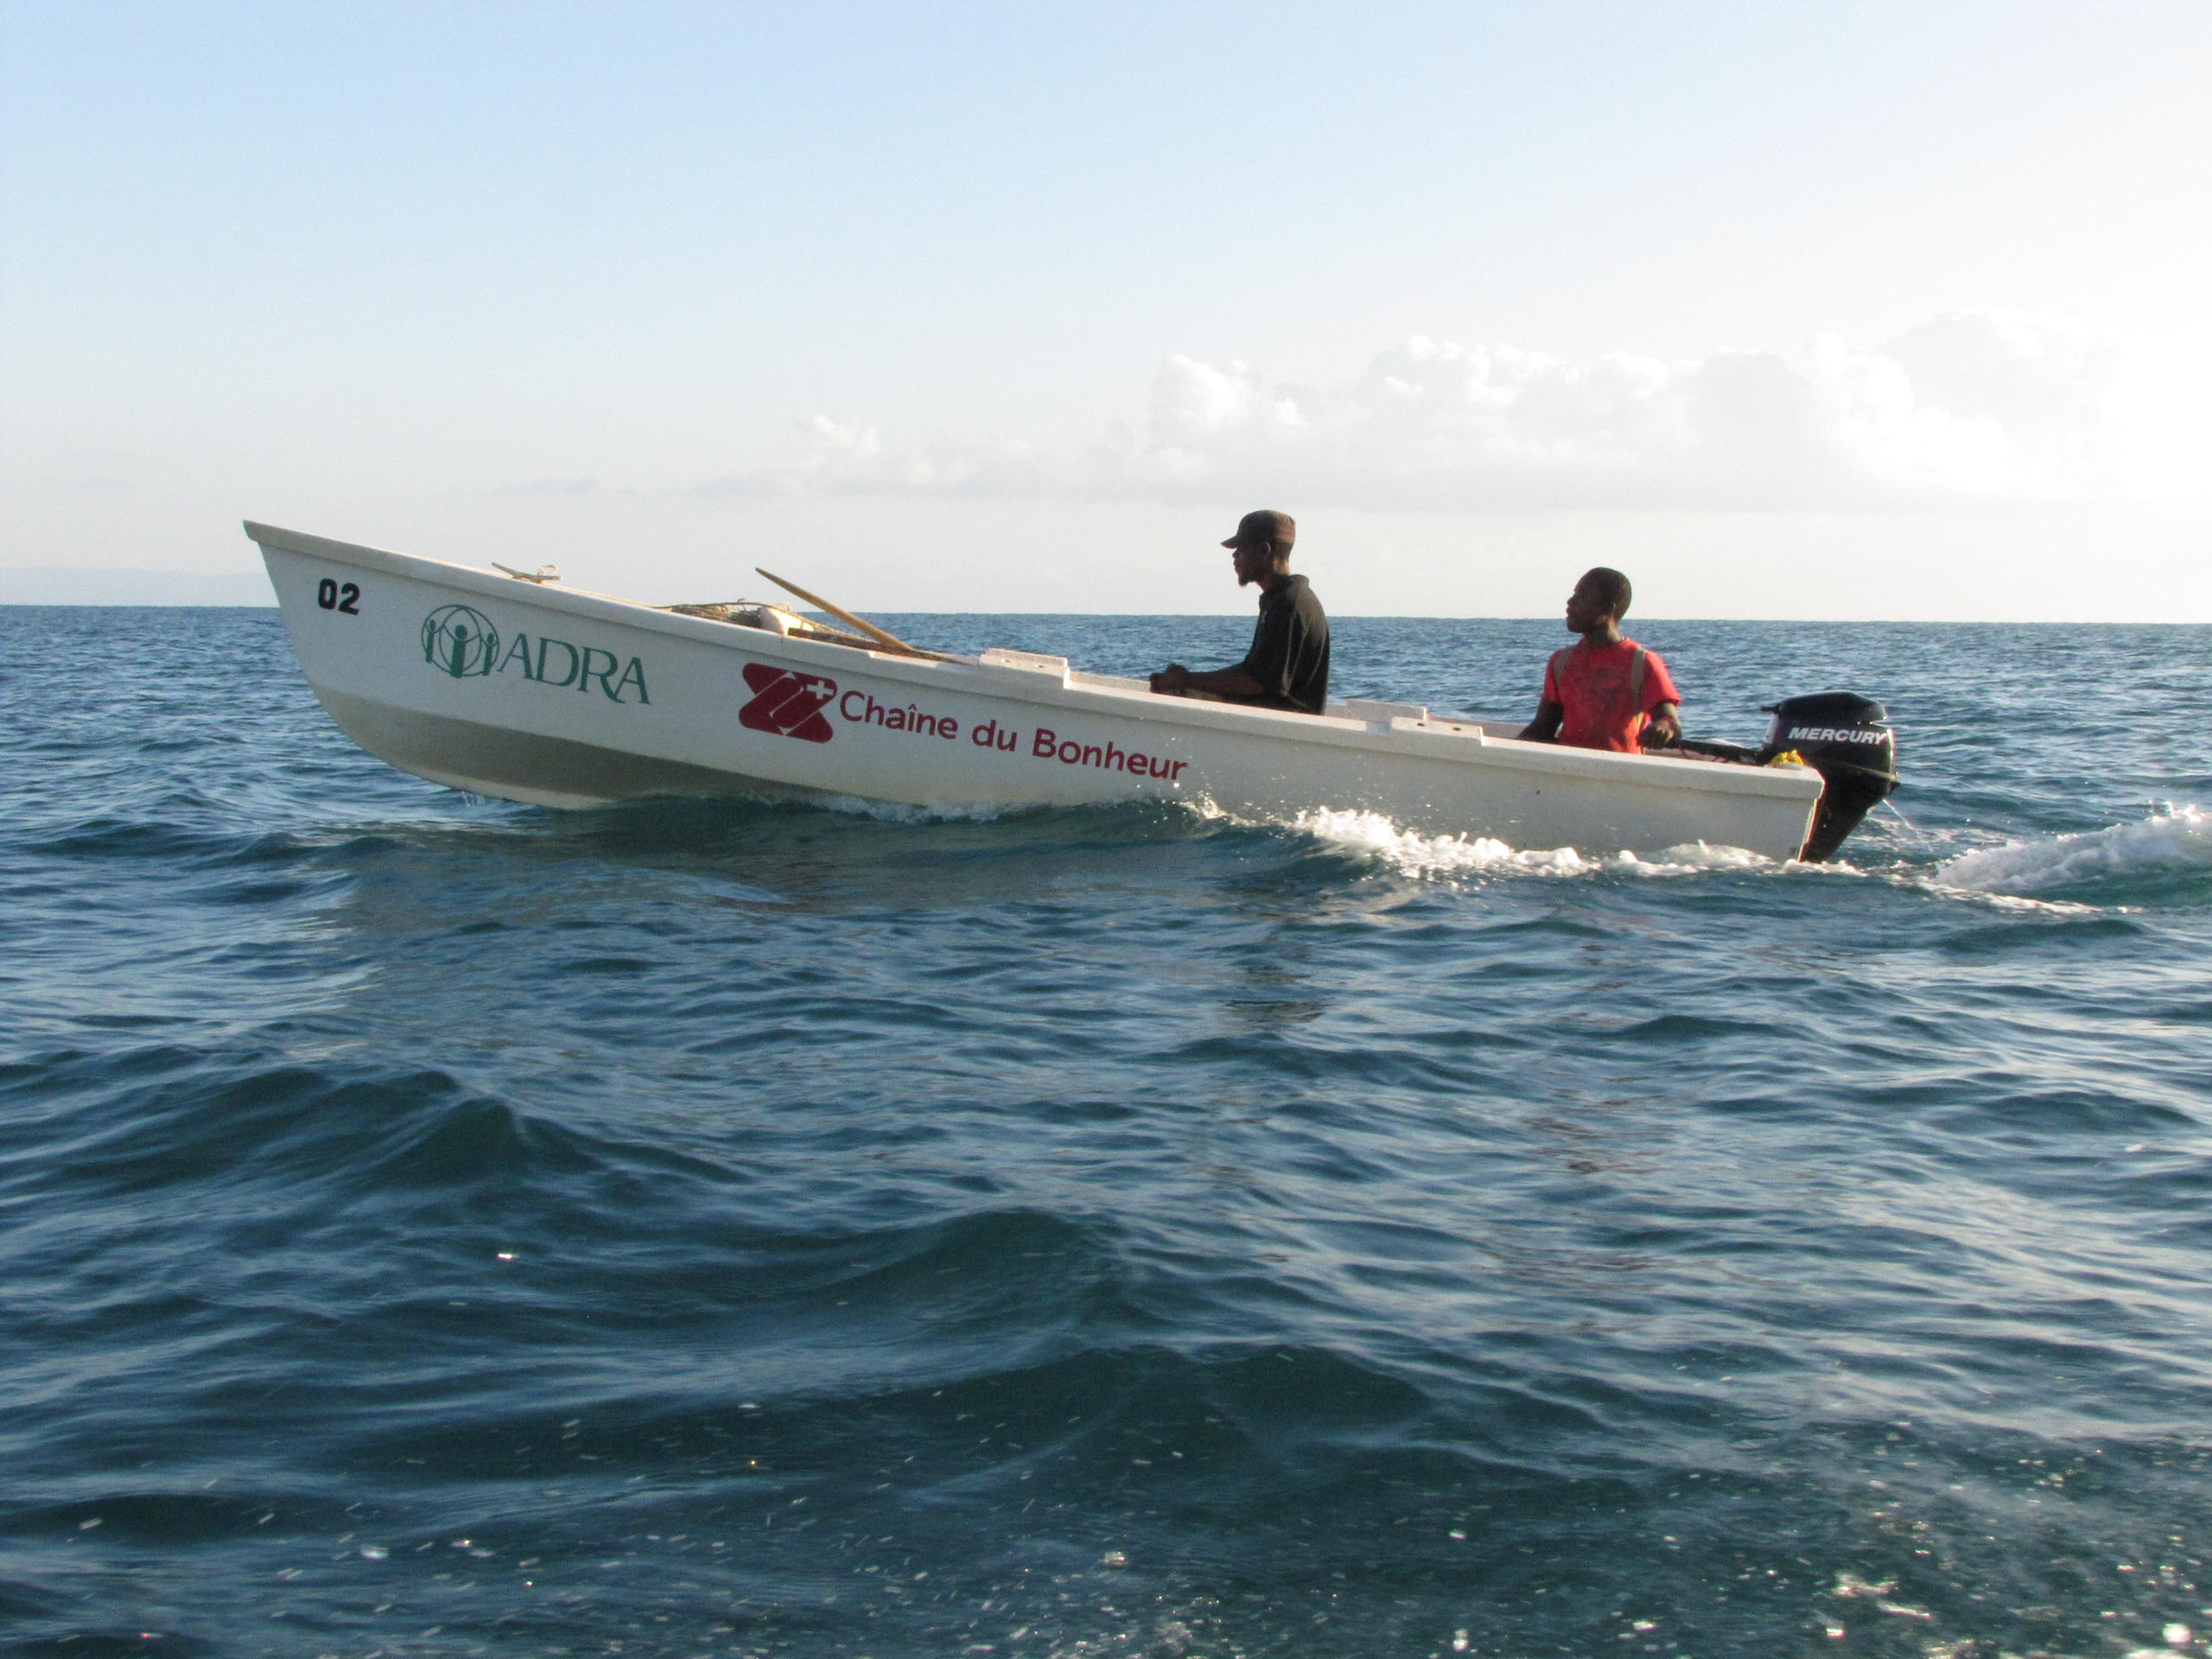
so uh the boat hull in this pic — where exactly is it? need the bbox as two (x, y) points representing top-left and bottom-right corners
(250, 523), (1824, 857)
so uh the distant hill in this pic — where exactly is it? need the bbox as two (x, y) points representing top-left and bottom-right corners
(0, 568), (277, 606)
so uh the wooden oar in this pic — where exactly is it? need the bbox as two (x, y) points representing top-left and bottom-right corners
(753, 568), (958, 661)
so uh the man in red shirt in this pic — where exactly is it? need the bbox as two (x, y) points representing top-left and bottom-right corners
(1516, 568), (1681, 753)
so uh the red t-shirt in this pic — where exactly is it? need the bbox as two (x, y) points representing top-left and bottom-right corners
(1541, 638), (1681, 753)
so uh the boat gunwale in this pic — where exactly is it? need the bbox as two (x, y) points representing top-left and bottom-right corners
(246, 520), (1821, 804)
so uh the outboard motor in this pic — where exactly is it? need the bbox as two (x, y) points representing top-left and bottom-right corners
(1758, 692), (1898, 861)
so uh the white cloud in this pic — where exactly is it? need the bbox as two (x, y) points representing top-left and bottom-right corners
(499, 475), (603, 497)
(699, 414), (1073, 498)
(707, 310), (2124, 512)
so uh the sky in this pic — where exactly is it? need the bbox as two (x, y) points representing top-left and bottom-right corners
(3, 0), (2209, 618)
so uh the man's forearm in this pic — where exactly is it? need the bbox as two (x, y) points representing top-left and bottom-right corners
(1518, 700), (1564, 741)
(1179, 664), (1268, 697)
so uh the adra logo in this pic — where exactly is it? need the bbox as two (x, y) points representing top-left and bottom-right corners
(423, 606), (499, 677)
(418, 604), (651, 704)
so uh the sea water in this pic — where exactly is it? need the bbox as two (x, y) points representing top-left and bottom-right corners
(2, 606), (2209, 1658)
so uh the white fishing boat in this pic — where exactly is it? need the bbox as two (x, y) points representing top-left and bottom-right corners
(246, 522), (1894, 861)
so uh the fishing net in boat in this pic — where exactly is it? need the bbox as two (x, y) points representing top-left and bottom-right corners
(661, 601), (875, 649)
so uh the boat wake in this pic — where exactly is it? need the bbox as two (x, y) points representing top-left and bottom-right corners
(1935, 805), (2212, 896)
(639, 791), (2209, 910)
(1282, 806), (1783, 880)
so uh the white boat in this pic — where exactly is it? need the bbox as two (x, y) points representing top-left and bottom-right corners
(246, 521), (1840, 860)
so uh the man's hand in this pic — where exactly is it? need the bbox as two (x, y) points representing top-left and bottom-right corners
(1149, 664), (1192, 696)
(1643, 702), (1681, 748)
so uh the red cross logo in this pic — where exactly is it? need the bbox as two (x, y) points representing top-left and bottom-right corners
(739, 662), (837, 743)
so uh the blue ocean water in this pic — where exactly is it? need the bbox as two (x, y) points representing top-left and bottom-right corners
(3, 604), (2209, 1659)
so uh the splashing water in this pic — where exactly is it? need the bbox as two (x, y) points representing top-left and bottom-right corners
(1937, 805), (2212, 894)
(1287, 806), (1776, 880)
(814, 792), (1021, 823)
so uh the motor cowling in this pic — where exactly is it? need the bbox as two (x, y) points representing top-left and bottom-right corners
(1759, 692), (1898, 861)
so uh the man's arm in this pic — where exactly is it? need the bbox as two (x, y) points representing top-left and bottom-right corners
(1153, 584), (1307, 702)
(1150, 663), (1268, 698)
(1643, 700), (1681, 747)
(1517, 699), (1564, 741)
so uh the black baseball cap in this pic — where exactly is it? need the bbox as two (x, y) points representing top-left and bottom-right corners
(1222, 509), (1295, 550)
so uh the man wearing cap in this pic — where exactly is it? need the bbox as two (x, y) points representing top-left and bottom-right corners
(1148, 511), (1331, 715)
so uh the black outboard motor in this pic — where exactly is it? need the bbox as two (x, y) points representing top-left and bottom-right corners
(1758, 692), (1898, 861)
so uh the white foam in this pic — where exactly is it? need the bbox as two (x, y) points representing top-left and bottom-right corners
(1936, 805), (2212, 894)
(810, 794), (1016, 823)
(1285, 806), (1775, 880)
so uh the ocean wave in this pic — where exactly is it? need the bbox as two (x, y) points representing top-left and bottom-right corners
(27, 817), (315, 869)
(1936, 805), (2212, 895)
(0, 1052), (582, 1206)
